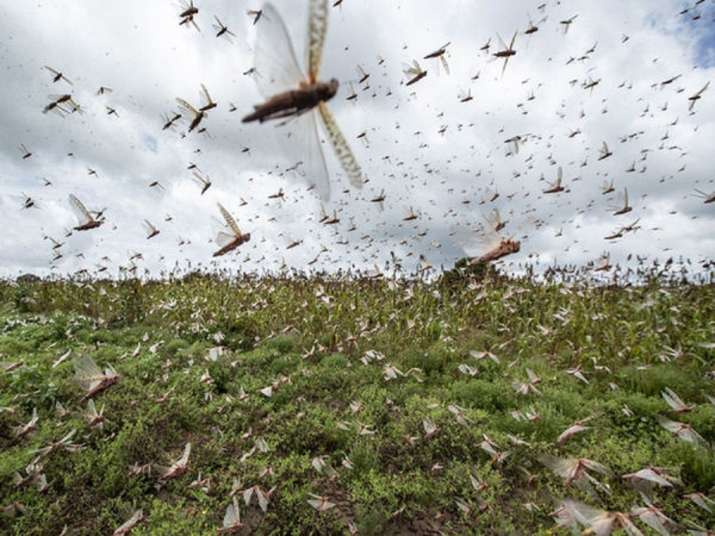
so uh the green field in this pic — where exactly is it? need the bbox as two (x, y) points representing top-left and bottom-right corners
(1, 274), (714, 535)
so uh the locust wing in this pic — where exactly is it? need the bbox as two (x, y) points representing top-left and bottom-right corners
(200, 84), (213, 105)
(253, 3), (305, 99)
(403, 60), (423, 78)
(452, 223), (490, 258)
(217, 203), (241, 236)
(318, 101), (364, 189)
(68, 194), (93, 225)
(486, 208), (505, 232)
(440, 55), (450, 75)
(222, 497), (241, 529)
(177, 98), (199, 116)
(307, 0), (329, 82)
(694, 81), (710, 98)
(177, 442), (192, 466)
(215, 231), (237, 248)
(276, 110), (331, 200)
(496, 33), (508, 51)
(540, 454), (577, 479)
(73, 355), (105, 392)
(192, 171), (208, 187)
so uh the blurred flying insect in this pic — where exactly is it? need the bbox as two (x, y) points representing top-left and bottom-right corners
(504, 134), (525, 154)
(213, 203), (251, 257)
(612, 188), (632, 216)
(346, 82), (358, 101)
(356, 64), (370, 84)
(192, 171), (212, 194)
(176, 84), (215, 131)
(583, 77), (601, 95)
(178, 0), (200, 30)
(525, 14), (547, 35)
(560, 15), (579, 34)
(402, 207), (418, 222)
(593, 253), (612, 272)
(242, 1), (364, 200)
(543, 166), (565, 194)
(688, 81), (709, 111)
(370, 189), (386, 210)
(693, 188), (715, 204)
(180, 14), (200, 31)
(213, 16), (236, 41)
(474, 238), (521, 264)
(493, 32), (518, 76)
(198, 83), (217, 111)
(458, 88), (474, 103)
(44, 65), (72, 85)
(176, 97), (206, 132)
(659, 74), (682, 89)
(601, 178), (615, 195)
(403, 59), (427, 86)
(68, 194), (104, 231)
(604, 227), (623, 241)
(247, 9), (264, 25)
(43, 94), (81, 115)
(45, 235), (64, 250)
(597, 141), (613, 160)
(486, 208), (507, 232)
(18, 144), (32, 159)
(456, 209), (520, 265)
(423, 42), (451, 75)
(143, 220), (160, 239)
(161, 111), (182, 130)
(178, 0), (198, 18)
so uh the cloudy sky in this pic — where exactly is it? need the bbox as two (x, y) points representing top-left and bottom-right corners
(0, 0), (713, 278)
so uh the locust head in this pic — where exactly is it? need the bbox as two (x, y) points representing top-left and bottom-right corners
(319, 78), (339, 101)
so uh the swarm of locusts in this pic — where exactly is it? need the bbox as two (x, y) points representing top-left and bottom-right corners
(4, 0), (715, 533)
(1, 259), (714, 534)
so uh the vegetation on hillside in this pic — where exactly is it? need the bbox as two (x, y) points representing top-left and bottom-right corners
(1, 272), (714, 534)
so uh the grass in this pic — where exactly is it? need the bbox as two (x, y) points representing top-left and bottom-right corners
(1, 272), (714, 534)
